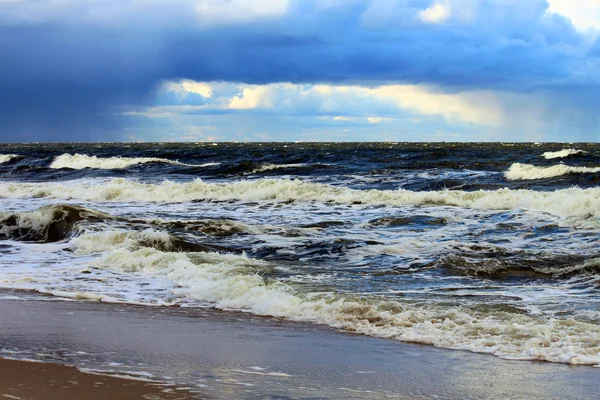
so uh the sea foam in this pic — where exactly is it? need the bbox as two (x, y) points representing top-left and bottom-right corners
(70, 231), (600, 366)
(0, 154), (18, 164)
(49, 153), (217, 169)
(542, 149), (587, 159)
(0, 204), (111, 242)
(71, 229), (173, 255)
(1, 178), (599, 220)
(505, 163), (600, 180)
(4, 215), (600, 366)
(251, 163), (307, 174)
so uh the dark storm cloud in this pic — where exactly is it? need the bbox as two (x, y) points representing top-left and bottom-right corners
(0, 25), (167, 141)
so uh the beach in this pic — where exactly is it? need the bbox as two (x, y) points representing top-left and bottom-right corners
(1, 291), (598, 399)
(1, 142), (600, 398)
(0, 357), (197, 400)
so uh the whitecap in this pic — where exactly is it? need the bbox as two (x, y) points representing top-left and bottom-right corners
(4, 226), (600, 366)
(542, 149), (586, 159)
(505, 163), (600, 180)
(1, 178), (599, 220)
(251, 163), (307, 174)
(78, 240), (600, 366)
(49, 153), (218, 170)
(0, 154), (19, 164)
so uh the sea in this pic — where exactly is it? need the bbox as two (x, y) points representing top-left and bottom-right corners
(1, 142), (600, 375)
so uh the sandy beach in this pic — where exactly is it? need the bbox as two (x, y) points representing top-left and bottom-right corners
(0, 358), (198, 400)
(0, 291), (597, 400)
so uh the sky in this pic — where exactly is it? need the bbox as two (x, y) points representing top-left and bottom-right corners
(0, 0), (599, 142)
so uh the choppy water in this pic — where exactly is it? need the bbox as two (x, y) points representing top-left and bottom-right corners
(2, 142), (600, 365)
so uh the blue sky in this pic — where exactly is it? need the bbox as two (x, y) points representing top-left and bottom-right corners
(0, 0), (599, 142)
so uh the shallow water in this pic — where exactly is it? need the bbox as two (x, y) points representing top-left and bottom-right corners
(1, 295), (598, 399)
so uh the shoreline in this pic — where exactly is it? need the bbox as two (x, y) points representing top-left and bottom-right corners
(0, 357), (200, 400)
(0, 292), (598, 399)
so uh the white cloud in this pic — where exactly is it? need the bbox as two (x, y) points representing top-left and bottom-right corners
(145, 79), (597, 141)
(333, 116), (357, 122)
(370, 85), (502, 125)
(162, 80), (213, 98)
(195, 0), (289, 27)
(130, 79), (592, 141)
(547, 0), (600, 32)
(367, 117), (393, 124)
(419, 2), (452, 24)
(152, 80), (507, 126)
(228, 86), (275, 109)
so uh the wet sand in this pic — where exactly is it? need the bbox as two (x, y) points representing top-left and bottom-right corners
(0, 358), (198, 400)
(0, 292), (597, 399)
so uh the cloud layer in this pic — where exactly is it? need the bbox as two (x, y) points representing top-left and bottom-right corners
(0, 0), (598, 141)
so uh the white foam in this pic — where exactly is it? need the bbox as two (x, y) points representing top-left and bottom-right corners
(1, 178), (599, 220)
(0, 204), (111, 240)
(0, 208), (55, 239)
(4, 225), (600, 366)
(83, 244), (600, 366)
(252, 163), (307, 174)
(231, 369), (293, 377)
(0, 154), (18, 164)
(71, 229), (172, 255)
(49, 153), (217, 170)
(77, 367), (162, 383)
(542, 149), (587, 159)
(505, 163), (600, 180)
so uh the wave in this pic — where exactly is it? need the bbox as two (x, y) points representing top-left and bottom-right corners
(146, 218), (262, 237)
(57, 231), (600, 365)
(542, 149), (587, 159)
(0, 205), (249, 253)
(4, 213), (600, 365)
(437, 243), (597, 277)
(0, 204), (111, 243)
(215, 161), (320, 176)
(367, 215), (447, 227)
(70, 228), (229, 254)
(2, 178), (600, 220)
(251, 163), (308, 174)
(0, 154), (19, 164)
(49, 153), (217, 170)
(505, 163), (600, 180)
(71, 228), (238, 254)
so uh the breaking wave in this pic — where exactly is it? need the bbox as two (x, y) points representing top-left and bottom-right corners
(505, 163), (600, 180)
(0, 204), (111, 242)
(4, 204), (600, 366)
(542, 149), (587, 159)
(437, 243), (599, 277)
(49, 153), (217, 170)
(1, 178), (599, 219)
(0, 205), (248, 252)
(251, 163), (308, 174)
(146, 218), (262, 237)
(70, 228), (232, 254)
(0, 154), (19, 164)
(53, 231), (600, 365)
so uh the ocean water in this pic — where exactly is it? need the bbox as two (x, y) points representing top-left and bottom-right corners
(1, 142), (600, 366)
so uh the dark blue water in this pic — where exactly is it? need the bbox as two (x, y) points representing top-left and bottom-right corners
(1, 142), (600, 190)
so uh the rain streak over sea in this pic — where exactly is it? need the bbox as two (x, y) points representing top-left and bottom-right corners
(2, 142), (600, 367)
